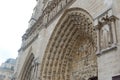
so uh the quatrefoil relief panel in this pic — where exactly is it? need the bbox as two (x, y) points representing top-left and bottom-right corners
(94, 9), (119, 54)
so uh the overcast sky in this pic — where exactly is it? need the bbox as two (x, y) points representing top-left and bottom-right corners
(0, 0), (36, 65)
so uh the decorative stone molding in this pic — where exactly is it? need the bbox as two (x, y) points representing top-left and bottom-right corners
(42, 0), (75, 26)
(19, 0), (76, 52)
(94, 9), (119, 55)
(19, 34), (38, 52)
(20, 54), (40, 80)
(40, 8), (97, 80)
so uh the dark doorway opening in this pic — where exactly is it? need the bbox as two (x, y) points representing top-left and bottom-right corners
(112, 75), (120, 80)
(88, 76), (98, 80)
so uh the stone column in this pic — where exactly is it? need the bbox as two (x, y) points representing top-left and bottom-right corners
(111, 20), (117, 45)
(94, 19), (101, 54)
(36, 57), (41, 80)
(96, 27), (100, 54)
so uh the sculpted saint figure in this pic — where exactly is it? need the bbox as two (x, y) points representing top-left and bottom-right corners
(101, 24), (111, 49)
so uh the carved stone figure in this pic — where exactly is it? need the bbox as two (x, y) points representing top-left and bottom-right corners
(95, 11), (118, 54)
(101, 24), (111, 49)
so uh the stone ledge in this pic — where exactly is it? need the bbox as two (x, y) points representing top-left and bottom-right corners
(96, 44), (117, 55)
(18, 34), (39, 52)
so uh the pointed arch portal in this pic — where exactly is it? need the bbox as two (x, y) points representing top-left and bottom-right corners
(41, 8), (98, 80)
(20, 53), (39, 80)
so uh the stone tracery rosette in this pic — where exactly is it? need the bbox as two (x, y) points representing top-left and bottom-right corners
(94, 9), (119, 54)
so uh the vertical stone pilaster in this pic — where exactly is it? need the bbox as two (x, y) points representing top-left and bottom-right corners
(94, 19), (101, 54)
(111, 21), (117, 45)
(96, 28), (100, 54)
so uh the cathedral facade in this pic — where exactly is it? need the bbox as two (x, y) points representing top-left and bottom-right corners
(15, 0), (120, 80)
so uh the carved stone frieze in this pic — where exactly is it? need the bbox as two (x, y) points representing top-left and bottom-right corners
(42, 0), (75, 26)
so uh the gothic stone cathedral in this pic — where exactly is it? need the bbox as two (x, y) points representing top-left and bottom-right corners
(14, 0), (120, 80)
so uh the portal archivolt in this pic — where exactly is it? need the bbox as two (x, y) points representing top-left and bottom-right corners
(21, 53), (39, 80)
(41, 8), (97, 80)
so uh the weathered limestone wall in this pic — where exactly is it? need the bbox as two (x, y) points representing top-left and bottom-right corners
(97, 48), (120, 80)
(16, 0), (120, 80)
(16, 14), (62, 80)
(70, 0), (112, 19)
(113, 0), (120, 43)
(97, 1), (120, 80)
(38, 0), (113, 64)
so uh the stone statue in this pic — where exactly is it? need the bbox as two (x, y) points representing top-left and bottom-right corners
(101, 24), (111, 49)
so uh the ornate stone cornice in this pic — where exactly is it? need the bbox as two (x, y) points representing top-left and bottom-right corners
(23, 0), (75, 41)
(19, 0), (75, 52)
(19, 34), (38, 52)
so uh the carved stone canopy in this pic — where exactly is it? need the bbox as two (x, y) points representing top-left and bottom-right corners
(95, 15), (118, 30)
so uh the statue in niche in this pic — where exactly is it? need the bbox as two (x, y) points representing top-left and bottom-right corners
(101, 24), (111, 49)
